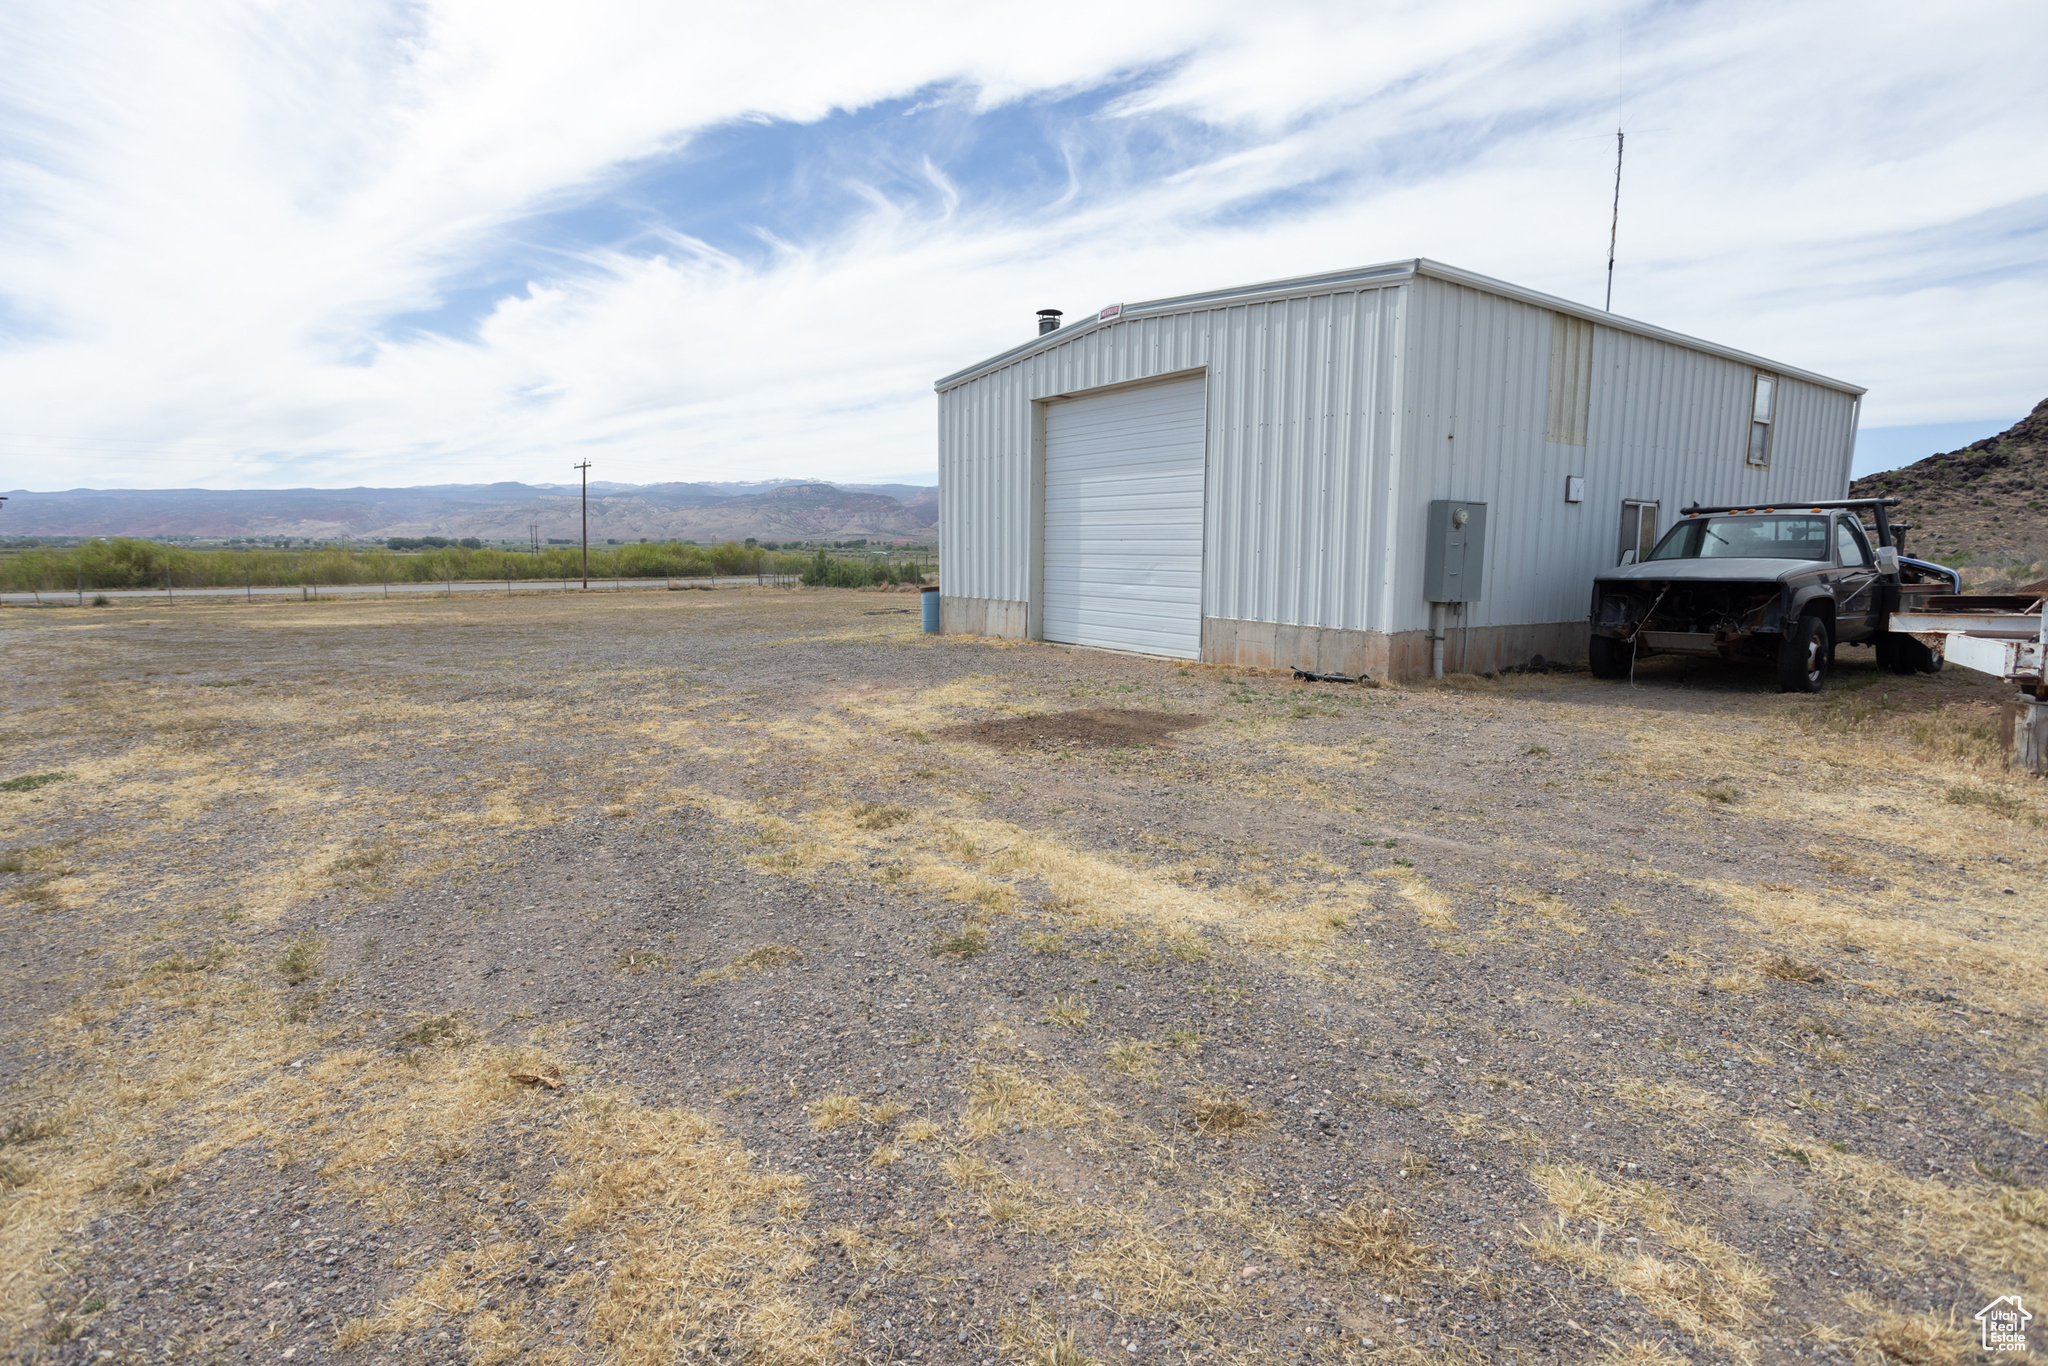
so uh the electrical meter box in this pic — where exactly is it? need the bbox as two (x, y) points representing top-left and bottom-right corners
(1423, 499), (1487, 603)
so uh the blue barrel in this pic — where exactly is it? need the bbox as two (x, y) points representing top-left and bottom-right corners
(921, 586), (940, 634)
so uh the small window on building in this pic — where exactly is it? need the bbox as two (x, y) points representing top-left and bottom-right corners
(1746, 374), (1775, 467)
(1618, 500), (1659, 565)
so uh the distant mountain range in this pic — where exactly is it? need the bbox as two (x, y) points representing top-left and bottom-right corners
(0, 478), (938, 544)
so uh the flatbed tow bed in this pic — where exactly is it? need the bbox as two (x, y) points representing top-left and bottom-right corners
(1890, 594), (2046, 688)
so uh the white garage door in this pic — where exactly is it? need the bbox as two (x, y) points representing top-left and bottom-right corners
(1042, 375), (1207, 658)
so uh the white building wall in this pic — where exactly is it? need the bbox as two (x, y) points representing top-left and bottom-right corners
(1204, 286), (1405, 631)
(1399, 276), (1862, 637)
(937, 361), (1031, 604)
(936, 261), (1863, 665)
(938, 283), (1408, 630)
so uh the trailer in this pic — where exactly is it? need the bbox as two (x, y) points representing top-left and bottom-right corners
(1890, 588), (2047, 774)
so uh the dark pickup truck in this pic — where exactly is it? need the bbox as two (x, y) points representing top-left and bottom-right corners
(1586, 498), (1959, 692)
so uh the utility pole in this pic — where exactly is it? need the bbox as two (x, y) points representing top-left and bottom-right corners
(574, 461), (592, 590)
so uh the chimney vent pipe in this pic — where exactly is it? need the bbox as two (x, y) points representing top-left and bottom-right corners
(1035, 309), (1063, 336)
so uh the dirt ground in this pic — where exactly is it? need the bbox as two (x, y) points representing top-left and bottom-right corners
(0, 588), (2042, 1366)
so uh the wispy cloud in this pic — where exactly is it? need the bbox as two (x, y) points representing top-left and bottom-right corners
(0, 0), (2041, 488)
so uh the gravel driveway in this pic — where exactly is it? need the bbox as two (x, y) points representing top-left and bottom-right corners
(0, 589), (2040, 1366)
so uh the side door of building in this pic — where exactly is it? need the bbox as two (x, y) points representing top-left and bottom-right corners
(1833, 516), (1881, 643)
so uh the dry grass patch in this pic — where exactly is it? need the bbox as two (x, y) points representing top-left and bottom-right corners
(1752, 1118), (2048, 1297)
(1185, 1088), (1261, 1137)
(1760, 952), (1826, 984)
(0, 845), (67, 877)
(1842, 1294), (1968, 1365)
(463, 1096), (838, 1366)
(694, 943), (802, 983)
(1305, 1200), (1435, 1282)
(1, 955), (590, 1351)
(1532, 1162), (1617, 1222)
(1072, 1227), (1231, 1315)
(959, 1065), (1097, 1141)
(278, 932), (323, 985)
(1374, 866), (1459, 931)
(325, 845), (389, 876)
(1107, 1039), (1160, 1078)
(393, 1013), (471, 1051)
(1944, 783), (2038, 825)
(1043, 994), (1090, 1028)
(942, 1153), (1001, 1192)
(1525, 1163), (1769, 1357)
(1989, 1086), (2048, 1139)
(809, 1093), (863, 1131)
(1590, 1339), (1692, 1366)
(1613, 1078), (1718, 1116)
(1235, 889), (1380, 967)
(849, 801), (912, 830)
(929, 925), (990, 958)
(691, 788), (1263, 941)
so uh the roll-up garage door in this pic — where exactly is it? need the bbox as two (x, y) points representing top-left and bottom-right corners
(1042, 375), (1207, 658)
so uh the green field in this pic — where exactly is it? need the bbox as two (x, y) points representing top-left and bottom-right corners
(0, 537), (929, 592)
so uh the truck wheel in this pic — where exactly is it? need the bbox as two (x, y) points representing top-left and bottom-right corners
(1883, 635), (1943, 675)
(1776, 616), (1830, 693)
(1588, 634), (1630, 680)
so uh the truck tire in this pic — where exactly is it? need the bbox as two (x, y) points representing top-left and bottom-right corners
(1588, 633), (1630, 680)
(1882, 634), (1943, 675)
(1776, 616), (1831, 693)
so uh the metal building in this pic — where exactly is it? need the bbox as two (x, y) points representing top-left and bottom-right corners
(933, 258), (1864, 679)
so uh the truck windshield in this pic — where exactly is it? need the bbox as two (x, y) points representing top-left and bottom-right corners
(1646, 515), (1831, 561)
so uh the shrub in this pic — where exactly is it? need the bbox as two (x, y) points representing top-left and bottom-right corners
(0, 537), (806, 591)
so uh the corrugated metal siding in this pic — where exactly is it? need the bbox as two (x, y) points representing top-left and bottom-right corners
(938, 362), (1032, 603)
(1394, 277), (1861, 636)
(938, 271), (1858, 641)
(1401, 278), (1555, 633)
(939, 286), (1408, 631)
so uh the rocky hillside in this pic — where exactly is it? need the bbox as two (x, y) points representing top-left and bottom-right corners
(1850, 397), (2046, 567)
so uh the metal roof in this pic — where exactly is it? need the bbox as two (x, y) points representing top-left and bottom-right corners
(933, 257), (1866, 396)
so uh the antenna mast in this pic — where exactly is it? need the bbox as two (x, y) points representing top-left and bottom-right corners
(1605, 129), (1624, 312)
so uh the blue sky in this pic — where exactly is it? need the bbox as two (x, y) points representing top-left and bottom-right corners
(0, 0), (2043, 489)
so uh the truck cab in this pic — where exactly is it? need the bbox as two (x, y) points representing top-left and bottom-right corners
(1586, 499), (1954, 692)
